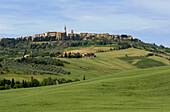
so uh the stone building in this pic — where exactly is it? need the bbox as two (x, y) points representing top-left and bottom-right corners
(15, 26), (133, 41)
(32, 34), (45, 40)
(68, 29), (80, 40)
(32, 26), (67, 41)
(45, 26), (67, 40)
(24, 36), (32, 41)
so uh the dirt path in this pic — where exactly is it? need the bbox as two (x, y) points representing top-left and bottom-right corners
(132, 59), (141, 64)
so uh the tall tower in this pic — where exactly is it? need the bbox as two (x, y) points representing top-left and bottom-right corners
(64, 25), (66, 33)
(64, 25), (67, 37)
(71, 29), (74, 34)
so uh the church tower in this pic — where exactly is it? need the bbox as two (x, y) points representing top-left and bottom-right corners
(71, 29), (74, 34)
(64, 25), (66, 33)
(64, 25), (67, 37)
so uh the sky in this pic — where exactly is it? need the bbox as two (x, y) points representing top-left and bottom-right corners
(0, 0), (170, 47)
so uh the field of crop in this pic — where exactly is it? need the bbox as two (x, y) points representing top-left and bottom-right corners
(95, 48), (151, 57)
(119, 57), (167, 68)
(0, 66), (169, 112)
(58, 48), (153, 79)
(148, 56), (170, 65)
(0, 48), (168, 82)
(65, 45), (120, 53)
(0, 73), (60, 82)
(56, 49), (142, 79)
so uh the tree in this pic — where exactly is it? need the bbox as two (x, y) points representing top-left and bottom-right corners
(68, 52), (71, 58)
(11, 78), (15, 88)
(31, 79), (39, 87)
(83, 76), (86, 80)
(160, 45), (165, 49)
(3, 79), (6, 86)
(22, 80), (25, 88)
(64, 53), (67, 58)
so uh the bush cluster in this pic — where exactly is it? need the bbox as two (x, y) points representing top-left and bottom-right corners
(0, 77), (80, 90)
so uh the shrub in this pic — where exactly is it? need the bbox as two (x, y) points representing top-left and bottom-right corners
(74, 79), (80, 82)
(30, 79), (39, 87)
(147, 53), (154, 57)
(42, 77), (57, 86)
(0, 86), (6, 90)
(5, 84), (10, 89)
(14, 84), (22, 89)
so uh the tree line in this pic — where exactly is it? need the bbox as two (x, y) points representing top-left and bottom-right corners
(0, 77), (81, 90)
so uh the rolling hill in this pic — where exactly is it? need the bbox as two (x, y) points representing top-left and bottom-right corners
(0, 66), (169, 112)
(0, 48), (169, 81)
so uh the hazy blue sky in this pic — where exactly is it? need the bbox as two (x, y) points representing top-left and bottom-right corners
(0, 0), (170, 47)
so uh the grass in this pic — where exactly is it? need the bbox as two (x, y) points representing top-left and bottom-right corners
(0, 66), (169, 112)
(148, 56), (170, 65)
(0, 49), (138, 81)
(0, 48), (168, 81)
(0, 73), (60, 82)
(65, 45), (120, 53)
(119, 57), (167, 68)
(98, 48), (151, 57)
(94, 45), (120, 47)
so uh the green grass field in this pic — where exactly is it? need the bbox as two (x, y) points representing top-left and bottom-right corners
(65, 45), (120, 53)
(148, 56), (170, 65)
(94, 45), (120, 47)
(0, 48), (170, 111)
(119, 57), (167, 68)
(0, 48), (168, 81)
(0, 66), (169, 112)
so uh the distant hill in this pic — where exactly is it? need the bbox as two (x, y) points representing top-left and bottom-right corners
(0, 31), (170, 112)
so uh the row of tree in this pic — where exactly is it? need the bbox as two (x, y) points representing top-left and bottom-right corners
(0, 77), (82, 90)
(16, 57), (64, 66)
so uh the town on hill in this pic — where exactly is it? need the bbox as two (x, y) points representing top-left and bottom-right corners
(0, 26), (170, 112)
(7, 26), (136, 42)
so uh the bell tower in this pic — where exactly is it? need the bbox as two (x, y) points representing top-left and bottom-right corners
(71, 29), (74, 34)
(64, 25), (67, 36)
(64, 25), (66, 33)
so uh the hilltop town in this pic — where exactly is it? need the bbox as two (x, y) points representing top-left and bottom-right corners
(17, 26), (134, 42)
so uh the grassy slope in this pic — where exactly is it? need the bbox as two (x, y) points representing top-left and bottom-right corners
(148, 56), (170, 65)
(65, 45), (120, 53)
(119, 57), (167, 68)
(55, 49), (143, 80)
(0, 49), (136, 81)
(0, 48), (167, 81)
(97, 48), (151, 57)
(0, 66), (169, 112)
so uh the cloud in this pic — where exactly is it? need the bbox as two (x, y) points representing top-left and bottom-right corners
(0, 0), (169, 47)
(0, 24), (14, 30)
(131, 0), (170, 16)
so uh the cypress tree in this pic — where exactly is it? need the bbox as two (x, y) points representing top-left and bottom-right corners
(3, 78), (6, 86)
(25, 81), (28, 88)
(11, 78), (15, 88)
(22, 80), (25, 88)
(83, 76), (86, 80)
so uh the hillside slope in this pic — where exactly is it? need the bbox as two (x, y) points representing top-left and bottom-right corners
(0, 48), (168, 81)
(0, 66), (169, 112)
